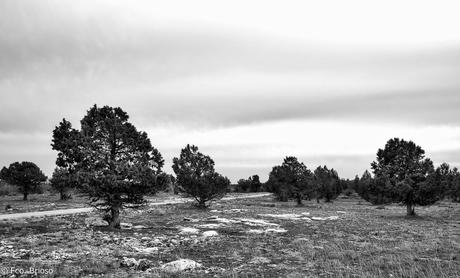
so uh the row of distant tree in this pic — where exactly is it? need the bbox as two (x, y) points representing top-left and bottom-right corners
(1, 105), (459, 227)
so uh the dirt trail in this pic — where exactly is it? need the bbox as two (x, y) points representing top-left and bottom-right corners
(0, 193), (271, 220)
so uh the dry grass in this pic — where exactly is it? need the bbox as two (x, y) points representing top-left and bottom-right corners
(0, 195), (459, 277)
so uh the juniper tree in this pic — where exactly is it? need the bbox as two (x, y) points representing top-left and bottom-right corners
(267, 157), (313, 204)
(371, 138), (442, 215)
(51, 119), (82, 199)
(50, 167), (73, 200)
(313, 166), (341, 203)
(236, 175), (262, 193)
(0, 162), (47, 200)
(54, 105), (164, 228)
(172, 144), (229, 208)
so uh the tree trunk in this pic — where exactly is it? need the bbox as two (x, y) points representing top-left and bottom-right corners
(23, 193), (28, 201)
(296, 194), (303, 206)
(197, 199), (207, 209)
(406, 204), (415, 216)
(316, 197), (320, 204)
(109, 203), (121, 228)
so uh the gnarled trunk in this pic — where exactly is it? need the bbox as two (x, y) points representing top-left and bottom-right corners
(296, 194), (303, 206)
(109, 202), (121, 228)
(406, 203), (415, 216)
(23, 193), (28, 201)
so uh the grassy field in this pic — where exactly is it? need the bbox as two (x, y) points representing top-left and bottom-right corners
(0, 195), (459, 277)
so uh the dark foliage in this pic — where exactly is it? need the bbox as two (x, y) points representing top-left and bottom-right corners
(266, 157), (314, 204)
(313, 166), (341, 202)
(370, 138), (442, 215)
(52, 105), (164, 228)
(0, 162), (47, 200)
(236, 175), (262, 193)
(172, 144), (230, 208)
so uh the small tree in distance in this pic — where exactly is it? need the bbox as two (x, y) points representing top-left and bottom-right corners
(50, 168), (73, 200)
(172, 144), (229, 208)
(236, 175), (262, 192)
(266, 157), (313, 205)
(0, 162), (47, 200)
(313, 166), (341, 203)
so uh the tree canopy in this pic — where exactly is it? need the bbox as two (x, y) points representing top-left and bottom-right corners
(172, 144), (229, 208)
(52, 105), (164, 228)
(371, 138), (441, 215)
(0, 162), (47, 200)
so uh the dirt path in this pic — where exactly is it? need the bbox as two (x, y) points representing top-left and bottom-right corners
(0, 193), (271, 220)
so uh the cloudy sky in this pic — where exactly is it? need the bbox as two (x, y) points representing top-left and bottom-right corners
(1, 0), (459, 181)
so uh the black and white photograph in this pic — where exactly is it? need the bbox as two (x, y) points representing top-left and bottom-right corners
(0, 0), (459, 277)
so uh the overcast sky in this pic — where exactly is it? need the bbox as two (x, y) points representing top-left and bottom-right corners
(1, 0), (459, 181)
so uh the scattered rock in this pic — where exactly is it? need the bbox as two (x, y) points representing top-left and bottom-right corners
(311, 216), (339, 221)
(179, 227), (200, 234)
(223, 209), (247, 213)
(133, 225), (147, 229)
(5, 205), (12, 211)
(120, 223), (133, 229)
(121, 257), (140, 268)
(247, 228), (287, 234)
(336, 211), (346, 214)
(202, 230), (218, 237)
(136, 247), (159, 254)
(161, 259), (202, 273)
(239, 218), (279, 227)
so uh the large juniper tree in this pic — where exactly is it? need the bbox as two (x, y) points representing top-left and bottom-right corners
(371, 138), (442, 215)
(0, 162), (47, 200)
(53, 105), (164, 228)
(172, 144), (229, 208)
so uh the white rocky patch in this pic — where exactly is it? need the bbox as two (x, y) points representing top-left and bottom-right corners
(223, 209), (248, 213)
(239, 218), (279, 227)
(311, 216), (339, 221)
(161, 259), (202, 273)
(198, 223), (225, 229)
(179, 227), (200, 234)
(202, 230), (219, 237)
(247, 228), (287, 234)
(120, 223), (133, 229)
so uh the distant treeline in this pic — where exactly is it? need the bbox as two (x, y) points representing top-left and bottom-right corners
(1, 105), (459, 227)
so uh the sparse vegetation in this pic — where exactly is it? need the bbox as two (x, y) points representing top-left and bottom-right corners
(0, 195), (458, 277)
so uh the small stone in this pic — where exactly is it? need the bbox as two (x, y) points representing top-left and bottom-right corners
(202, 231), (218, 237)
(121, 257), (139, 268)
(161, 259), (202, 273)
(120, 223), (133, 229)
(179, 227), (199, 234)
(133, 225), (146, 229)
